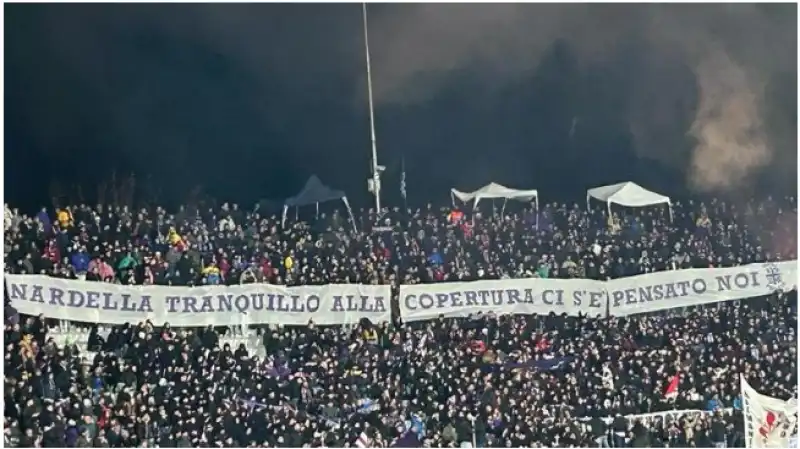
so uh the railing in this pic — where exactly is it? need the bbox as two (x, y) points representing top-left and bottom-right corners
(603, 407), (734, 424)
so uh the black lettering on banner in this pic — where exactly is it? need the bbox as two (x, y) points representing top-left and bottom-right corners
(626, 288), (638, 305)
(404, 295), (417, 310)
(523, 289), (535, 304)
(588, 291), (604, 308)
(450, 292), (463, 307)
(664, 283), (678, 299)
(572, 290), (584, 306)
(733, 273), (749, 288)
(491, 290), (503, 306)
(478, 290), (491, 306)
(235, 295), (249, 313)
(167, 296), (181, 312)
(307, 295), (320, 313)
(50, 288), (66, 306)
(85, 291), (101, 309)
(251, 294), (265, 311)
(611, 289), (624, 307)
(330, 295), (384, 313)
(464, 291), (479, 306)
(198, 296), (214, 313)
(218, 294), (234, 312)
(651, 284), (664, 300)
(691, 278), (706, 294)
(419, 294), (434, 309)
(184, 296), (199, 313)
(68, 290), (84, 307)
(101, 292), (118, 310)
(119, 294), (137, 312)
(542, 289), (555, 305)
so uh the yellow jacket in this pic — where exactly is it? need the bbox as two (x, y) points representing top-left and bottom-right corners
(168, 229), (182, 246)
(57, 209), (72, 227)
(202, 265), (220, 275)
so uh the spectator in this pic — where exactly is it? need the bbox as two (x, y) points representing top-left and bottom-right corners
(3, 196), (797, 447)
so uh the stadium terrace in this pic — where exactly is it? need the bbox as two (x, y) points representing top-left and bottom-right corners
(4, 189), (797, 448)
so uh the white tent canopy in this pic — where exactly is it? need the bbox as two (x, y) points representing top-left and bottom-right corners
(586, 181), (672, 220)
(451, 182), (539, 227)
(281, 175), (357, 231)
(451, 182), (539, 210)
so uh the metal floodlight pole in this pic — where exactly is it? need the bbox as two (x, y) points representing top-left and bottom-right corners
(362, 2), (382, 212)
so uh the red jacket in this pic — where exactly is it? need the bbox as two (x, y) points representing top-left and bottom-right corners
(470, 340), (487, 354)
(536, 337), (550, 351)
(44, 240), (60, 263)
(97, 405), (111, 429)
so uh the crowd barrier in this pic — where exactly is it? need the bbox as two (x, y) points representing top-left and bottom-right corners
(588, 408), (734, 425)
(5, 260), (797, 326)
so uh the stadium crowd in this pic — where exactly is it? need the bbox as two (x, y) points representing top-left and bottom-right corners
(3, 196), (798, 448)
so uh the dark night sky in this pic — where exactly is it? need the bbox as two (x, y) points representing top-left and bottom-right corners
(5, 3), (797, 212)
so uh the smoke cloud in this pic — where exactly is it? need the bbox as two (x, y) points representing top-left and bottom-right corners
(364, 4), (796, 193)
(688, 46), (769, 192)
(8, 4), (795, 196)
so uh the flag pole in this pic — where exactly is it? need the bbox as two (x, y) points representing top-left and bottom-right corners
(362, 3), (382, 213)
(470, 416), (477, 448)
(401, 156), (408, 212)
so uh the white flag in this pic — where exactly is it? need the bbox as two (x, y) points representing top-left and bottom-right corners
(400, 157), (407, 200)
(355, 431), (371, 448)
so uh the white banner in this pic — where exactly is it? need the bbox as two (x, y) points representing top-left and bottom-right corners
(741, 374), (798, 448)
(606, 261), (797, 316)
(6, 261), (796, 325)
(5, 275), (392, 327)
(400, 277), (607, 320)
(399, 261), (797, 322)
